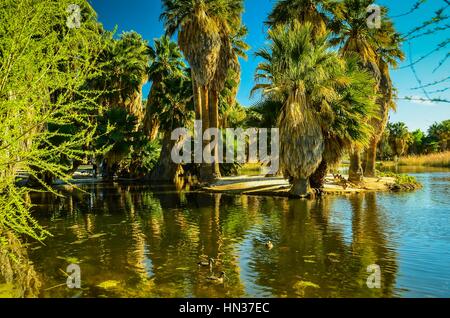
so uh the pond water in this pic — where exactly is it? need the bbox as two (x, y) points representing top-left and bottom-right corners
(27, 168), (450, 298)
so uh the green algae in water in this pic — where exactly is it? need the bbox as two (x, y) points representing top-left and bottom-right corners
(293, 281), (320, 297)
(56, 256), (80, 264)
(97, 280), (120, 290)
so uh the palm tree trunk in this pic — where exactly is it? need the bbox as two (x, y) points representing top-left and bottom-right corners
(200, 85), (213, 180)
(310, 160), (327, 188)
(349, 147), (364, 183)
(201, 85), (210, 131)
(149, 118), (160, 141)
(144, 83), (161, 141)
(364, 137), (378, 177)
(151, 132), (183, 182)
(209, 89), (221, 179)
(192, 77), (202, 121)
(290, 177), (310, 197)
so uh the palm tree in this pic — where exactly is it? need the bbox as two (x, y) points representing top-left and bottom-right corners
(218, 71), (241, 128)
(95, 108), (142, 179)
(110, 32), (150, 121)
(220, 25), (250, 128)
(211, 25), (249, 175)
(144, 36), (186, 141)
(387, 122), (411, 158)
(329, 0), (404, 180)
(227, 26), (250, 109)
(266, 0), (333, 37)
(428, 120), (450, 151)
(310, 55), (378, 188)
(364, 22), (404, 176)
(150, 75), (195, 181)
(161, 0), (244, 180)
(265, 0), (382, 184)
(253, 22), (344, 196)
(95, 32), (150, 122)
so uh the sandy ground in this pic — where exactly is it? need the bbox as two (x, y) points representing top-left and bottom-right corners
(203, 175), (398, 197)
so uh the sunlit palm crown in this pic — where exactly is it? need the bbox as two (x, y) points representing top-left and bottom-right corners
(329, 0), (404, 78)
(144, 36), (187, 139)
(148, 35), (186, 84)
(267, 0), (334, 37)
(98, 32), (150, 118)
(161, 0), (244, 86)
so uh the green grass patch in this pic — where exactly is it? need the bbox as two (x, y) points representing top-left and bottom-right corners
(378, 171), (420, 186)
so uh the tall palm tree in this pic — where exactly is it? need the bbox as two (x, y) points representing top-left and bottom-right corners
(144, 36), (186, 141)
(253, 22), (344, 197)
(266, 0), (379, 184)
(364, 26), (404, 176)
(161, 0), (244, 180)
(219, 26), (250, 127)
(329, 0), (404, 180)
(218, 70), (242, 128)
(310, 55), (378, 188)
(213, 25), (249, 173)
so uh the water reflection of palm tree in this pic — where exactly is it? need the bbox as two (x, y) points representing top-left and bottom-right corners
(248, 195), (398, 297)
(123, 191), (150, 282)
(145, 192), (262, 297)
(192, 193), (247, 297)
(138, 191), (200, 297)
(361, 193), (398, 297)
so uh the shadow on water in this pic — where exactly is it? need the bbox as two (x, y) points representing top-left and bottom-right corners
(26, 170), (450, 297)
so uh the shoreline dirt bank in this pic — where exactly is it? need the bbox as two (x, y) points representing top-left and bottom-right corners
(202, 175), (421, 198)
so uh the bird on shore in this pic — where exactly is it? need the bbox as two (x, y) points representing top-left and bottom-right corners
(265, 241), (274, 250)
(206, 271), (226, 284)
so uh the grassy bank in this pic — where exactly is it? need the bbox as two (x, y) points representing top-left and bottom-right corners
(397, 152), (450, 168)
(377, 172), (421, 191)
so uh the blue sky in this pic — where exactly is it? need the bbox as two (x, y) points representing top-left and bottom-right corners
(89, 0), (449, 132)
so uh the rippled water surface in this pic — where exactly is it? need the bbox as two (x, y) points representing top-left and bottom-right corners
(28, 168), (450, 298)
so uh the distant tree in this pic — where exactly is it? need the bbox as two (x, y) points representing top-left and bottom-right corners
(387, 122), (412, 157)
(377, 129), (393, 160)
(95, 108), (143, 179)
(408, 129), (425, 155)
(428, 120), (450, 152)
